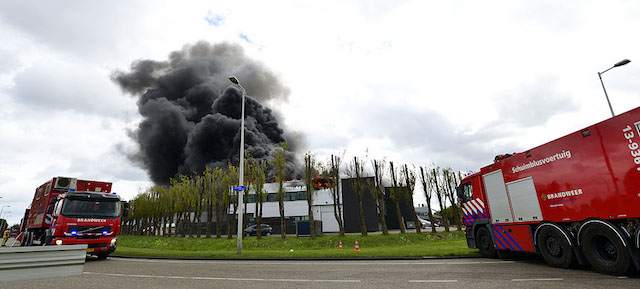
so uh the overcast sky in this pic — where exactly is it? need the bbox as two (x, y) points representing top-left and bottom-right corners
(1, 1), (639, 226)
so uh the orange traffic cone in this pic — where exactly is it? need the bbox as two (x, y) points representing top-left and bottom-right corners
(354, 239), (360, 251)
(338, 240), (343, 250)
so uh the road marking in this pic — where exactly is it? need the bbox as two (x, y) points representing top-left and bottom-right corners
(84, 272), (361, 283)
(409, 280), (459, 283)
(110, 257), (513, 266)
(511, 278), (563, 282)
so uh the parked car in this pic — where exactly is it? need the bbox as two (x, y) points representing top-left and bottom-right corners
(417, 217), (438, 229)
(244, 224), (273, 237)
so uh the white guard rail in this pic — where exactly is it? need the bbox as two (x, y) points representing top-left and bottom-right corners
(0, 244), (87, 282)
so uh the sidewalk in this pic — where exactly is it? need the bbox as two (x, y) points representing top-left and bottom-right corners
(324, 226), (461, 235)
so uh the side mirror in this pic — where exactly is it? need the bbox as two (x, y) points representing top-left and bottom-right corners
(123, 202), (130, 217)
(455, 186), (462, 200)
(46, 205), (54, 215)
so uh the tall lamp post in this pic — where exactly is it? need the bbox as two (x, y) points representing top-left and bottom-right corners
(598, 59), (631, 117)
(229, 76), (246, 254)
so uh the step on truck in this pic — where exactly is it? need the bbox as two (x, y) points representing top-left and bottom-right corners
(18, 177), (129, 259)
(458, 106), (640, 275)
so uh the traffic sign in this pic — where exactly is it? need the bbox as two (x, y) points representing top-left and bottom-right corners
(233, 185), (246, 191)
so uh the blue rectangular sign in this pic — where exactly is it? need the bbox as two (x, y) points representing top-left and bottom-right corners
(233, 185), (246, 191)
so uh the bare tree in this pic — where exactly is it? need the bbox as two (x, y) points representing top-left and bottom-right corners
(241, 151), (253, 235)
(248, 157), (267, 239)
(389, 161), (405, 233)
(155, 185), (171, 237)
(203, 168), (214, 238)
(212, 167), (226, 238)
(270, 142), (288, 239)
(175, 176), (189, 237)
(419, 166), (437, 233)
(402, 164), (421, 234)
(169, 177), (182, 237)
(193, 175), (205, 238)
(303, 152), (318, 239)
(347, 156), (368, 236)
(226, 163), (239, 239)
(443, 168), (462, 231)
(181, 175), (198, 238)
(432, 167), (449, 232)
(372, 159), (388, 235)
(330, 154), (345, 236)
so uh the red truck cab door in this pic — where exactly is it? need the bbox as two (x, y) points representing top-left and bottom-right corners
(459, 174), (488, 226)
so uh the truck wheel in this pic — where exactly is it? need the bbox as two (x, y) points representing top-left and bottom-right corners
(537, 225), (577, 268)
(95, 253), (110, 260)
(476, 226), (497, 258)
(579, 222), (631, 275)
(24, 232), (32, 246)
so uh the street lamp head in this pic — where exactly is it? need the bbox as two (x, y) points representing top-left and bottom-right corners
(614, 59), (631, 67)
(229, 76), (240, 85)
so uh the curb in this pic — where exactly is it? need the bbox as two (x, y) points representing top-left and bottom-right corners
(110, 254), (482, 261)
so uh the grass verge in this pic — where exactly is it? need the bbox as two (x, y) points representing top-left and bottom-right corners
(115, 230), (478, 258)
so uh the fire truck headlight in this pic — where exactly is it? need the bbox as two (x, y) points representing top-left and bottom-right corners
(55, 240), (63, 246)
(110, 238), (117, 246)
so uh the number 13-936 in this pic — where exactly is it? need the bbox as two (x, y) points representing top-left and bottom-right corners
(623, 125), (640, 171)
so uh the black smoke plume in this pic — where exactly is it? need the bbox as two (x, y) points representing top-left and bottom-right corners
(113, 42), (302, 184)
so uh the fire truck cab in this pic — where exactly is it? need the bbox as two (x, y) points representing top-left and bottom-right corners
(20, 177), (128, 259)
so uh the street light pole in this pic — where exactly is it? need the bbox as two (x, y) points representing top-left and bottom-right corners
(598, 59), (631, 117)
(229, 76), (246, 254)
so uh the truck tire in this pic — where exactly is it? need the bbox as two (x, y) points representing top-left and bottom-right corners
(537, 225), (577, 268)
(579, 222), (631, 275)
(23, 232), (32, 247)
(95, 253), (110, 260)
(476, 226), (497, 258)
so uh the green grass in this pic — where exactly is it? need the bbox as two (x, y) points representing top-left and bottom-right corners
(115, 231), (479, 258)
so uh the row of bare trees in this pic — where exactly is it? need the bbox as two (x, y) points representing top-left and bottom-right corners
(122, 164), (240, 238)
(125, 147), (465, 239)
(336, 154), (464, 237)
(124, 143), (291, 239)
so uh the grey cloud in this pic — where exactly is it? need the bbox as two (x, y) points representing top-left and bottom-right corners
(351, 103), (514, 170)
(0, 47), (21, 73)
(348, 78), (578, 170)
(493, 78), (578, 127)
(9, 59), (131, 116)
(0, 1), (148, 60)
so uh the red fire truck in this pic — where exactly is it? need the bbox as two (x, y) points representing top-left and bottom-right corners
(19, 177), (129, 259)
(458, 106), (640, 275)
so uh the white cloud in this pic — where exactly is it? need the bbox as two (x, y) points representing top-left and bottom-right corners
(1, 0), (640, 223)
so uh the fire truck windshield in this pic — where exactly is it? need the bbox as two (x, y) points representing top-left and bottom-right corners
(61, 199), (121, 218)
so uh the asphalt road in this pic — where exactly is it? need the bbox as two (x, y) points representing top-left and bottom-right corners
(2, 255), (639, 289)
